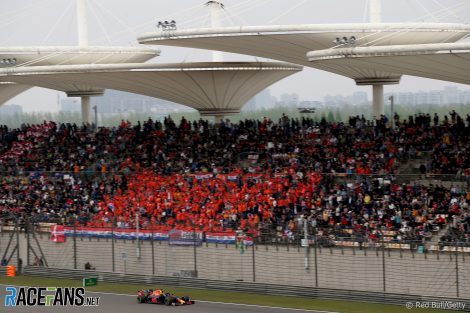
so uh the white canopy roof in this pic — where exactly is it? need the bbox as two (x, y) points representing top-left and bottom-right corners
(138, 23), (470, 67)
(0, 62), (302, 115)
(0, 46), (161, 102)
(0, 82), (31, 105)
(0, 46), (160, 67)
(307, 42), (470, 85)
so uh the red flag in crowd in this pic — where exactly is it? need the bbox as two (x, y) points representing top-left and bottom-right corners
(51, 225), (65, 243)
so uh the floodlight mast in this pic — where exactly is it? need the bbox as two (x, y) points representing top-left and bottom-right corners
(76, 0), (88, 47)
(206, 1), (225, 62)
(370, 0), (382, 24)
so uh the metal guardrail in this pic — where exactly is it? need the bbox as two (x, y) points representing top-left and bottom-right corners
(0, 266), (6, 276)
(23, 267), (470, 311)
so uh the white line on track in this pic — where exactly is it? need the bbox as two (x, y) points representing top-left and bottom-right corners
(195, 300), (341, 313)
(75, 290), (341, 313)
(1, 284), (340, 313)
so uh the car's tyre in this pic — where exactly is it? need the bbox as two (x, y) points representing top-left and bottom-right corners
(164, 297), (173, 306)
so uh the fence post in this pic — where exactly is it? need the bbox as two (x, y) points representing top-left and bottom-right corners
(73, 218), (77, 270)
(382, 235), (386, 293)
(303, 219), (309, 270)
(193, 221), (198, 278)
(314, 229), (318, 288)
(16, 218), (20, 274)
(252, 235), (256, 282)
(151, 222), (155, 276)
(2, 214), (15, 265)
(111, 216), (115, 272)
(26, 219), (30, 266)
(136, 213), (141, 259)
(455, 243), (459, 298)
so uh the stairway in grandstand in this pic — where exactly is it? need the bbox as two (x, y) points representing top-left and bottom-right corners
(428, 224), (450, 246)
(394, 151), (431, 184)
(395, 151), (467, 188)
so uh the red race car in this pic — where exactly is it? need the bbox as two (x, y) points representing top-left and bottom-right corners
(137, 289), (195, 306)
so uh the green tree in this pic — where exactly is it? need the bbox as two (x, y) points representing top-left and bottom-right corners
(327, 111), (335, 123)
(334, 110), (342, 122)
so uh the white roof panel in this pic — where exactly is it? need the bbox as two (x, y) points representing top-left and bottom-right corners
(0, 82), (31, 105)
(0, 46), (160, 67)
(138, 23), (470, 67)
(307, 43), (470, 85)
(0, 62), (302, 114)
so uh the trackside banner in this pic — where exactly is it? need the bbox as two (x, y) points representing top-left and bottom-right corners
(168, 229), (203, 246)
(55, 227), (253, 245)
(62, 227), (169, 241)
(205, 232), (253, 246)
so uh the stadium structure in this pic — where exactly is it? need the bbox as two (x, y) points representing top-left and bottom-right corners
(307, 42), (470, 85)
(138, 0), (470, 119)
(0, 62), (301, 120)
(2, 0), (470, 121)
(0, 0), (160, 124)
(0, 47), (159, 123)
(0, 0), (302, 123)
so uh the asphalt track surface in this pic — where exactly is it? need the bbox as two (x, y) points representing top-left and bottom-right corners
(0, 287), (333, 313)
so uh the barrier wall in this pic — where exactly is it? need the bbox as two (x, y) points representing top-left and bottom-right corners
(22, 267), (470, 310)
(1, 231), (468, 299)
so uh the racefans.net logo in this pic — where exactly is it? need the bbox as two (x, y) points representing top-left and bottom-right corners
(4, 287), (100, 307)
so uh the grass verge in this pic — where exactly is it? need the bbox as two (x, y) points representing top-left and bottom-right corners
(0, 275), (456, 313)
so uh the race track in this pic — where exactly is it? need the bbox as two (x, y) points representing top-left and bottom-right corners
(0, 287), (331, 313)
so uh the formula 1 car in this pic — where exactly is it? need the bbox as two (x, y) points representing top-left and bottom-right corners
(137, 289), (195, 305)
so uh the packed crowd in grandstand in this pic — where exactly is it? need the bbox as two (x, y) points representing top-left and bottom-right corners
(0, 113), (469, 246)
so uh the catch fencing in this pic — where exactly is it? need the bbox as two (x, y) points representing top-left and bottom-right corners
(22, 266), (470, 310)
(0, 219), (469, 301)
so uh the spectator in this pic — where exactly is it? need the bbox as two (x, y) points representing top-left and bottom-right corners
(0, 114), (467, 246)
(84, 262), (95, 270)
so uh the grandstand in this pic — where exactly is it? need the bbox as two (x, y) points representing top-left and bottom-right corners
(0, 114), (468, 244)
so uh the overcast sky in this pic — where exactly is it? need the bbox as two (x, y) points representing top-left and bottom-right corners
(2, 0), (470, 112)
